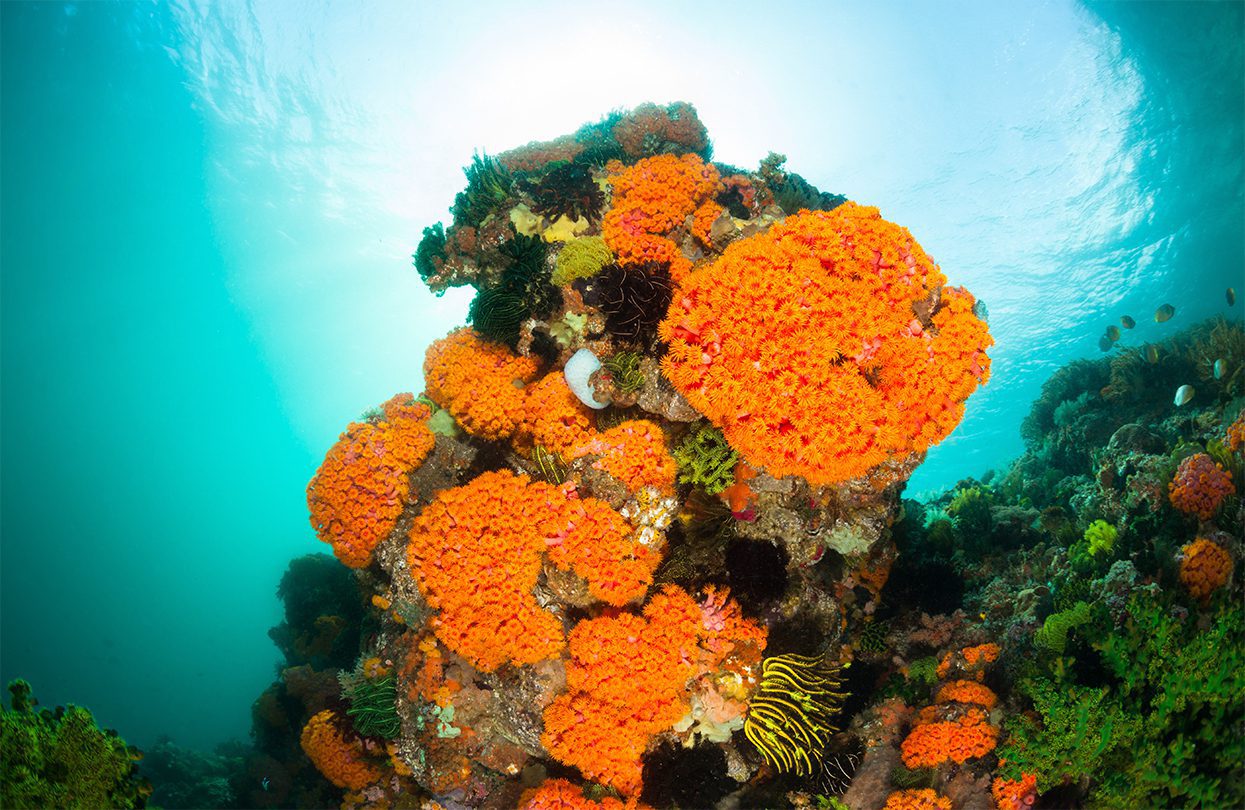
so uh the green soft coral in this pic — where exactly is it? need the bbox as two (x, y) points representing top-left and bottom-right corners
(1, 681), (149, 809)
(552, 235), (612, 286)
(673, 425), (739, 495)
(1083, 519), (1117, 556)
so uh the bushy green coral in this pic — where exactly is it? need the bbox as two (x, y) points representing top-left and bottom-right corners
(947, 485), (993, 537)
(412, 222), (447, 283)
(1, 680), (149, 809)
(451, 153), (511, 228)
(673, 425), (739, 495)
(552, 235), (612, 286)
(338, 668), (401, 740)
(996, 678), (1140, 794)
(1034, 600), (1092, 654)
(1084, 520), (1117, 556)
(601, 351), (644, 395)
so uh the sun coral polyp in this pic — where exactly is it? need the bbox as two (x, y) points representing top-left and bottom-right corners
(519, 373), (598, 456)
(307, 394), (436, 568)
(1227, 410), (1245, 452)
(882, 788), (954, 810)
(300, 710), (385, 791)
(407, 470), (655, 672)
(659, 203), (992, 485)
(900, 706), (999, 768)
(1179, 538), (1233, 602)
(603, 153), (721, 282)
(541, 585), (766, 796)
(1169, 452), (1235, 520)
(423, 328), (541, 440)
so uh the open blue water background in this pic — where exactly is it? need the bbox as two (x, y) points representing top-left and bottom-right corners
(2, 0), (1241, 751)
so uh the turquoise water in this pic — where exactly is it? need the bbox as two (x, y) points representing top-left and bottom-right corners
(2, 0), (1241, 755)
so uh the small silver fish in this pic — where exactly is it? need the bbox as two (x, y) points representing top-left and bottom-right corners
(262, 777), (270, 791)
(1214, 359), (1226, 380)
(1229, 287), (1237, 307)
(1174, 384), (1195, 406)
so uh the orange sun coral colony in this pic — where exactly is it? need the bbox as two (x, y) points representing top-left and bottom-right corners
(570, 419), (678, 496)
(300, 710), (386, 791)
(1168, 452), (1236, 520)
(542, 585), (766, 796)
(519, 372), (598, 456)
(423, 327), (541, 440)
(407, 470), (655, 672)
(602, 153), (721, 282)
(659, 203), (992, 485)
(937, 643), (1002, 681)
(307, 393), (435, 568)
(936, 679), (998, 710)
(1178, 537), (1233, 601)
(1227, 409), (1245, 452)
(882, 788), (954, 810)
(900, 706), (999, 768)
(518, 778), (643, 810)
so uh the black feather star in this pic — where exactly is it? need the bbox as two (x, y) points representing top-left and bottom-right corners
(574, 261), (673, 348)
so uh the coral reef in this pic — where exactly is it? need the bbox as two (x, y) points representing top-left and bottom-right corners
(1169, 452), (1235, 519)
(1, 680), (150, 809)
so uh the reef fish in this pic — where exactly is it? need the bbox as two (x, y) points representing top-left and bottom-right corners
(1214, 359), (1226, 379)
(1098, 335), (1112, 352)
(1120, 315), (1135, 329)
(1145, 344), (1160, 364)
(1229, 287), (1237, 306)
(1174, 384), (1195, 406)
(1155, 303), (1176, 322)
(1105, 325), (1121, 342)
(973, 298), (989, 323)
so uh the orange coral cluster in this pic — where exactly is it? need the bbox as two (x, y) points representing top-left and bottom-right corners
(603, 154), (721, 281)
(900, 705), (999, 768)
(300, 710), (386, 791)
(659, 204), (992, 485)
(307, 394), (436, 568)
(498, 135), (585, 173)
(424, 328), (541, 440)
(692, 199), (724, 248)
(519, 778), (645, 810)
(520, 373), (598, 456)
(542, 585), (766, 796)
(882, 788), (953, 810)
(407, 470), (655, 671)
(936, 643), (1001, 681)
(570, 420), (678, 495)
(1227, 410), (1245, 452)
(1169, 453), (1235, 520)
(1178, 538), (1233, 602)
(936, 679), (998, 710)
(992, 773), (1038, 810)
(611, 102), (709, 159)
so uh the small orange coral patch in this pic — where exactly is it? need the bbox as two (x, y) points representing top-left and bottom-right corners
(570, 419), (678, 495)
(900, 706), (998, 768)
(935, 679), (998, 710)
(1227, 409), (1245, 452)
(424, 328), (540, 440)
(659, 204), (992, 485)
(542, 586), (766, 796)
(407, 470), (653, 672)
(300, 710), (385, 791)
(307, 393), (435, 568)
(882, 788), (953, 810)
(519, 777), (646, 809)
(520, 373), (598, 456)
(1169, 453), (1235, 520)
(1179, 538), (1233, 602)
(993, 773), (1038, 810)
